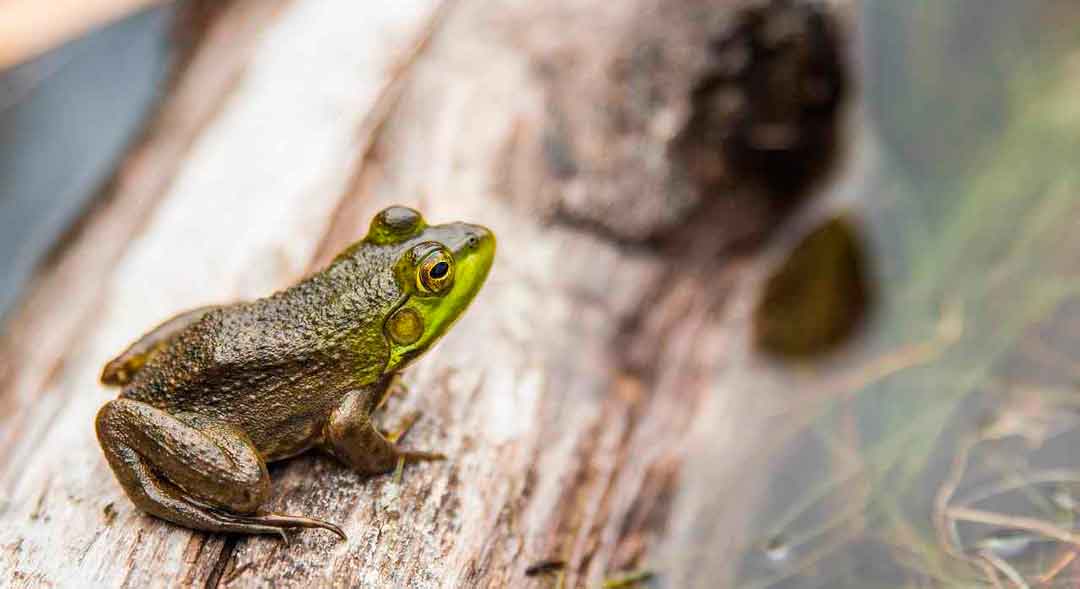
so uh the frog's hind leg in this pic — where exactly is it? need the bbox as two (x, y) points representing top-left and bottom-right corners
(101, 305), (219, 386)
(95, 398), (345, 540)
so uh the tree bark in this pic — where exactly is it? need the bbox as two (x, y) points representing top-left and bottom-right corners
(0, 0), (853, 587)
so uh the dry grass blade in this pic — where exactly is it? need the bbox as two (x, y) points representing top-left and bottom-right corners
(978, 550), (1030, 589)
(947, 506), (1080, 549)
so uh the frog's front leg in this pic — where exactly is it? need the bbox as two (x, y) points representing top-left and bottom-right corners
(374, 372), (406, 412)
(322, 389), (445, 476)
(95, 398), (344, 540)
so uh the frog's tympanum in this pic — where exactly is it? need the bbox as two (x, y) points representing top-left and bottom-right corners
(95, 206), (494, 540)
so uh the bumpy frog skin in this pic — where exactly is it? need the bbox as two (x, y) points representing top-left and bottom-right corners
(95, 206), (494, 540)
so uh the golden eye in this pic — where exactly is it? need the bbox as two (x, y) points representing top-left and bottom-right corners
(417, 249), (454, 293)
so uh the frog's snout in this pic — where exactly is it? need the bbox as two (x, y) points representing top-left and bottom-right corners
(451, 222), (495, 272)
(462, 224), (493, 253)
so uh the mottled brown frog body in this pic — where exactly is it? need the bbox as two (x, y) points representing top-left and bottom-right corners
(95, 206), (494, 540)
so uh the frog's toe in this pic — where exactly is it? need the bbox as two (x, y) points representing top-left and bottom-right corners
(374, 373), (409, 412)
(383, 413), (445, 464)
(382, 410), (422, 444)
(216, 510), (347, 541)
(251, 513), (347, 542)
(397, 450), (446, 463)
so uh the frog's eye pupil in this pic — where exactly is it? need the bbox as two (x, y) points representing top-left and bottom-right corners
(430, 261), (449, 279)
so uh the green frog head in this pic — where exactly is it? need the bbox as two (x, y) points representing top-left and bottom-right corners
(360, 205), (495, 372)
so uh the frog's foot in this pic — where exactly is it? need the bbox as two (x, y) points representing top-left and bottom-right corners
(381, 411), (447, 463)
(382, 410), (421, 444)
(325, 391), (447, 476)
(213, 510), (346, 542)
(374, 373), (409, 412)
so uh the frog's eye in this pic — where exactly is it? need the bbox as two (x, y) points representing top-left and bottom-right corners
(417, 248), (454, 294)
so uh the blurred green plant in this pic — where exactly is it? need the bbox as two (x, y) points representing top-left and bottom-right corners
(739, 1), (1080, 587)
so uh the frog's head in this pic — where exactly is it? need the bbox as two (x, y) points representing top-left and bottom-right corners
(364, 205), (495, 372)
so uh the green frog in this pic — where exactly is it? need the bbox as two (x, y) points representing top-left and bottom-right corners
(95, 206), (494, 541)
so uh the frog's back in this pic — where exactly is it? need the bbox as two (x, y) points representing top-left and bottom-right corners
(119, 266), (393, 450)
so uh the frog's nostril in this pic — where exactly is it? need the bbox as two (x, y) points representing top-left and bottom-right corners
(461, 225), (493, 253)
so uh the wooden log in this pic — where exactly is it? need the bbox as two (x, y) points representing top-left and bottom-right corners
(0, 0), (853, 586)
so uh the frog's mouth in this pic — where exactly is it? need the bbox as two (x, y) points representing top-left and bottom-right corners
(382, 223), (495, 372)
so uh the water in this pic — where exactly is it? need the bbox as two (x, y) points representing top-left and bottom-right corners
(732, 2), (1080, 587)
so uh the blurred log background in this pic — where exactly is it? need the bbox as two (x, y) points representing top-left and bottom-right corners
(6, 0), (1080, 588)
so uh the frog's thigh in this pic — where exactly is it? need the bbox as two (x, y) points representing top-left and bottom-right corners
(95, 398), (269, 514)
(106, 442), (297, 538)
(101, 305), (219, 386)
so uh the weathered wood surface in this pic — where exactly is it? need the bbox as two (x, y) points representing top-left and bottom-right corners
(0, 0), (853, 587)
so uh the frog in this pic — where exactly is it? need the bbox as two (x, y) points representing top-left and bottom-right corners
(94, 205), (494, 541)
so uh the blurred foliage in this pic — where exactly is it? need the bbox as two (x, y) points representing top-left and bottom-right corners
(738, 1), (1080, 587)
(866, 1), (1026, 197)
